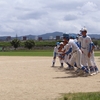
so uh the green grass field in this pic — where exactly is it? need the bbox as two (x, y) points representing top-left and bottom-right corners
(0, 51), (100, 56)
(58, 92), (100, 100)
(0, 51), (52, 56)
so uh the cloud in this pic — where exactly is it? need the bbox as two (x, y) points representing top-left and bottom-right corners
(0, 24), (15, 33)
(44, 0), (83, 12)
(64, 14), (78, 21)
(0, 0), (100, 36)
(78, 1), (98, 15)
(18, 11), (48, 20)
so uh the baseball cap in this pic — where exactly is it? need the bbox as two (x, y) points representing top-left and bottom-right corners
(70, 35), (75, 39)
(80, 27), (87, 32)
(60, 42), (63, 45)
(63, 34), (69, 40)
(56, 42), (60, 45)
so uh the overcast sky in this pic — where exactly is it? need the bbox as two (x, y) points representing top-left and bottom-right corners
(0, 0), (100, 36)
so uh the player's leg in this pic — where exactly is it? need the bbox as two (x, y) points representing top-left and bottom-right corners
(67, 53), (76, 70)
(81, 51), (88, 69)
(52, 52), (56, 67)
(76, 50), (90, 76)
(82, 49), (91, 73)
(86, 54), (94, 74)
(64, 54), (74, 69)
(91, 52), (99, 74)
(58, 54), (64, 68)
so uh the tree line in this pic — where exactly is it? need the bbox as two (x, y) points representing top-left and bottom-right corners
(10, 39), (35, 50)
(0, 39), (100, 51)
(0, 39), (57, 51)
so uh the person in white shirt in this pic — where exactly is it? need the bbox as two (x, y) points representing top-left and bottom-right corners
(90, 42), (99, 74)
(52, 42), (60, 67)
(63, 34), (91, 76)
(78, 27), (94, 74)
(52, 42), (64, 67)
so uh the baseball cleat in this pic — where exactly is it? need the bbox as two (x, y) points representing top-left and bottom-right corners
(83, 72), (93, 77)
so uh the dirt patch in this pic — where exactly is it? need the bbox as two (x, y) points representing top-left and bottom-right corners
(0, 56), (100, 100)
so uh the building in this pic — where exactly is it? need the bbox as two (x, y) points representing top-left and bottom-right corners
(56, 36), (60, 40)
(35, 36), (38, 40)
(22, 36), (28, 41)
(38, 37), (42, 41)
(6, 36), (12, 41)
(49, 36), (53, 40)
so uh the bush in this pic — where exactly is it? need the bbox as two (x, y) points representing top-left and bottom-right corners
(24, 40), (35, 49)
(10, 39), (20, 50)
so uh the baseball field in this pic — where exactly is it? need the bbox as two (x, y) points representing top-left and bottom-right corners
(0, 52), (100, 100)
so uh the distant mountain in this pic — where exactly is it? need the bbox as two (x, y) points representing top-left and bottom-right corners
(38, 32), (100, 39)
(0, 32), (100, 41)
(18, 33), (100, 40)
(0, 36), (8, 41)
(38, 31), (64, 39)
(88, 34), (100, 39)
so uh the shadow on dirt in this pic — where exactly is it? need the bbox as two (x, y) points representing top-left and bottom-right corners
(51, 66), (81, 78)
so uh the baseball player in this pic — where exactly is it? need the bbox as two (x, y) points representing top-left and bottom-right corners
(52, 42), (64, 68)
(62, 38), (74, 70)
(58, 42), (65, 68)
(62, 34), (90, 76)
(52, 42), (60, 67)
(78, 27), (94, 74)
(90, 42), (99, 74)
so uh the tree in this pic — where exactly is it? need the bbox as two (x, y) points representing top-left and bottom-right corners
(24, 40), (35, 49)
(10, 39), (20, 50)
(93, 40), (98, 46)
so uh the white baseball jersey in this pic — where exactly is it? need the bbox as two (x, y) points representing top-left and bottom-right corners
(68, 39), (79, 53)
(54, 46), (58, 53)
(64, 43), (71, 52)
(78, 36), (92, 51)
(64, 39), (83, 68)
(53, 46), (58, 57)
(63, 44), (71, 63)
(78, 35), (92, 67)
(63, 39), (79, 63)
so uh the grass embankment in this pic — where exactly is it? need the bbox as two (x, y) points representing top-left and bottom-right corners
(94, 51), (100, 56)
(0, 50), (53, 56)
(58, 92), (100, 100)
(0, 50), (100, 56)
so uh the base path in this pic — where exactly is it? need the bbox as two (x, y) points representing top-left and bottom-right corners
(0, 56), (100, 100)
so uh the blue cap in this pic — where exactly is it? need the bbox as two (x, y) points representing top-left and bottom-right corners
(70, 35), (75, 39)
(63, 34), (69, 40)
(56, 42), (60, 45)
(63, 34), (69, 37)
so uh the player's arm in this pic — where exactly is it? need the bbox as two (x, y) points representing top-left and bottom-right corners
(91, 42), (95, 52)
(65, 45), (72, 55)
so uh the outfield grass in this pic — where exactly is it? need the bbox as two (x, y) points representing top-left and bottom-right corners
(0, 51), (99, 56)
(58, 92), (100, 100)
(0, 51), (53, 56)
(94, 52), (100, 56)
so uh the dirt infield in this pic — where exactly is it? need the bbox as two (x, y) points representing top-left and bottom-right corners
(0, 56), (100, 100)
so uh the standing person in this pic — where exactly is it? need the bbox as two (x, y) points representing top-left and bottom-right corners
(90, 42), (99, 74)
(52, 42), (60, 67)
(78, 27), (94, 74)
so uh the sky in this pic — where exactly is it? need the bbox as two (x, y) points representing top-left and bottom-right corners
(0, 0), (100, 36)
